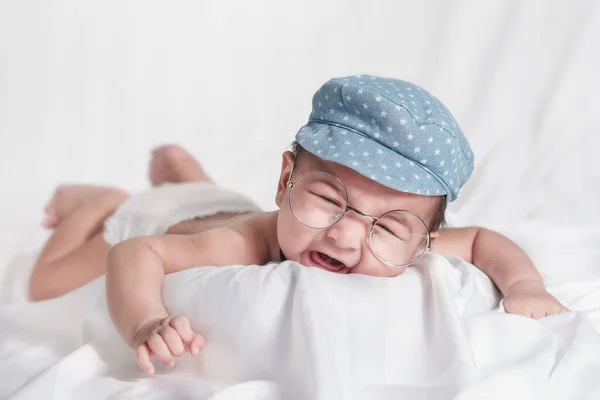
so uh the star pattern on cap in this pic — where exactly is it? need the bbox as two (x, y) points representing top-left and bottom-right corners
(298, 75), (474, 202)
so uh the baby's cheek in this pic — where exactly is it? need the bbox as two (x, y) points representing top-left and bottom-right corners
(277, 213), (311, 260)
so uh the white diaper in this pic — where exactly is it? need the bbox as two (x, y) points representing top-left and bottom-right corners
(103, 183), (261, 246)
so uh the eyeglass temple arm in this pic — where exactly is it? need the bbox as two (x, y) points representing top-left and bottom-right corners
(286, 162), (296, 187)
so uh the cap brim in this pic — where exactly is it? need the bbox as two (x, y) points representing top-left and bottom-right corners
(296, 122), (451, 202)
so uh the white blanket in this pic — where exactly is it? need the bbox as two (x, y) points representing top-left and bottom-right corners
(1, 186), (600, 399)
(2, 251), (600, 399)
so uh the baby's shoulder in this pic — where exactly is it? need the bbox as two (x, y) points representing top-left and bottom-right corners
(186, 225), (266, 266)
(222, 211), (278, 264)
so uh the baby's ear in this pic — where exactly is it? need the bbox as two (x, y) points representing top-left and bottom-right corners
(275, 151), (295, 207)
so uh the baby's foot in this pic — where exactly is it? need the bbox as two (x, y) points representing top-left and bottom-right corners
(149, 144), (214, 186)
(43, 185), (123, 229)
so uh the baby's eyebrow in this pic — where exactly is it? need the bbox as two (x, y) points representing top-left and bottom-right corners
(313, 178), (345, 194)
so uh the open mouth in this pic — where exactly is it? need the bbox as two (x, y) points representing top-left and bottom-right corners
(307, 250), (349, 273)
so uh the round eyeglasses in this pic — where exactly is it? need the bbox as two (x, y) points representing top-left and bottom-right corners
(286, 168), (431, 268)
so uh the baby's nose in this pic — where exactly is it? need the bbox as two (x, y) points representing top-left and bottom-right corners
(326, 213), (368, 250)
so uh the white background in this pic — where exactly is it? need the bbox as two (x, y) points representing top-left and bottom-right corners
(1, 0), (599, 245)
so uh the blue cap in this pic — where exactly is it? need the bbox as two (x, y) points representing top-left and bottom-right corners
(295, 75), (474, 203)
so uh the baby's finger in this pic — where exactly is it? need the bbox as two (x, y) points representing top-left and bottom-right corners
(531, 310), (546, 319)
(169, 316), (194, 343)
(544, 308), (556, 317)
(506, 305), (529, 318)
(550, 305), (569, 316)
(42, 214), (59, 229)
(189, 333), (206, 356)
(159, 326), (186, 357)
(148, 334), (174, 367)
(136, 344), (155, 375)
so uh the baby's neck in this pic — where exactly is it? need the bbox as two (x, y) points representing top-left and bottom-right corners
(262, 211), (283, 262)
(227, 210), (281, 264)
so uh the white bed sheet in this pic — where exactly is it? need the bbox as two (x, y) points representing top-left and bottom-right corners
(1, 250), (599, 400)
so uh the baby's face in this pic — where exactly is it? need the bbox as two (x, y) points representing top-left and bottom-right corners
(275, 151), (439, 277)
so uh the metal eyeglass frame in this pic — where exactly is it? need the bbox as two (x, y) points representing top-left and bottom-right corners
(285, 163), (432, 268)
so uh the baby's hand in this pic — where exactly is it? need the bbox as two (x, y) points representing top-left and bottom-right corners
(503, 279), (569, 319)
(132, 316), (205, 374)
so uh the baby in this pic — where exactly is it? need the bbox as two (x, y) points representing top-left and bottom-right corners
(31, 75), (567, 375)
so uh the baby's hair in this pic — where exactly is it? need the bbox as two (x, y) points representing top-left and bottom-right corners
(290, 140), (303, 156)
(430, 196), (447, 232)
(289, 140), (446, 231)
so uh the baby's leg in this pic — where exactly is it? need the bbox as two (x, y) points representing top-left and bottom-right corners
(43, 184), (122, 229)
(149, 144), (249, 234)
(30, 187), (128, 301)
(149, 144), (214, 186)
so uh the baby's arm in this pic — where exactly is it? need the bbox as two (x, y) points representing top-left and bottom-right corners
(106, 228), (262, 373)
(433, 227), (568, 318)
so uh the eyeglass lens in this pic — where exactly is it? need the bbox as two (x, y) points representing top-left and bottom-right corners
(289, 171), (429, 266)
